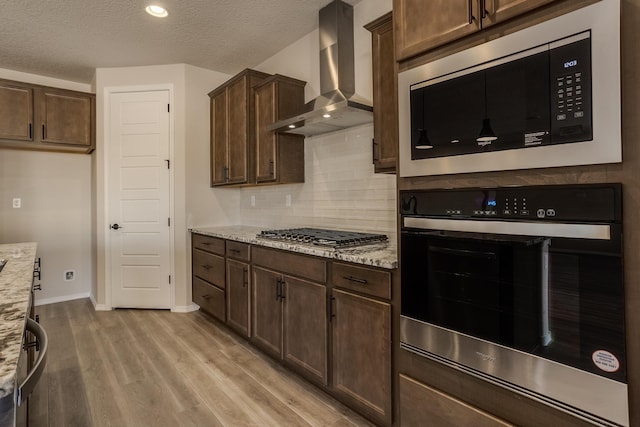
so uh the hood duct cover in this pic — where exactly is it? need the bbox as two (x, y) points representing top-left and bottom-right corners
(268, 0), (373, 137)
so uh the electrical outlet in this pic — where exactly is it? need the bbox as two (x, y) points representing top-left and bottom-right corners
(285, 194), (292, 207)
(64, 270), (76, 281)
(251, 195), (256, 207)
(12, 198), (21, 209)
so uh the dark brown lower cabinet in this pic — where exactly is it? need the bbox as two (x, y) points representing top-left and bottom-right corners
(226, 259), (250, 337)
(331, 289), (391, 425)
(252, 266), (328, 385)
(251, 266), (282, 356)
(399, 374), (513, 427)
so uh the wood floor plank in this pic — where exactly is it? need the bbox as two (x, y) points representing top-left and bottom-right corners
(30, 299), (376, 427)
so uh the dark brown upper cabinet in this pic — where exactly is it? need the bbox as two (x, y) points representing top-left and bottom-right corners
(366, 12), (398, 174)
(254, 75), (305, 184)
(209, 69), (270, 187)
(393, 0), (557, 61)
(0, 78), (95, 153)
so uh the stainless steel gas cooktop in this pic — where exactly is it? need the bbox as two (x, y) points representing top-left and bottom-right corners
(257, 228), (388, 249)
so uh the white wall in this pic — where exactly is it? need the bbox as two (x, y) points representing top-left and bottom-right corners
(0, 68), (94, 305)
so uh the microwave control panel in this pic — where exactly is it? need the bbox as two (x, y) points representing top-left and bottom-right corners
(549, 36), (592, 144)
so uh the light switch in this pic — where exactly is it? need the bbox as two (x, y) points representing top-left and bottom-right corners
(12, 198), (21, 209)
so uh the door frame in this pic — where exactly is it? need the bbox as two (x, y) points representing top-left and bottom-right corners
(103, 84), (175, 310)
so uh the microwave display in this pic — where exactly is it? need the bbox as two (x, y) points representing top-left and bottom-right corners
(410, 33), (592, 160)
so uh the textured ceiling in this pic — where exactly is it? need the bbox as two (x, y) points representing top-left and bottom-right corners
(0, 0), (361, 84)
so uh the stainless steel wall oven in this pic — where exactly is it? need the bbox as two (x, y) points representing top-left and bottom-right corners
(399, 183), (627, 426)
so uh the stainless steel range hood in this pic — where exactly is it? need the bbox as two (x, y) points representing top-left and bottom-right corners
(268, 0), (373, 137)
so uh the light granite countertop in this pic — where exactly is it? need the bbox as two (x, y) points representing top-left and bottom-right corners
(0, 242), (37, 403)
(190, 226), (398, 270)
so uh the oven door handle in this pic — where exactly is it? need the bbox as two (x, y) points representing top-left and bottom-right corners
(403, 217), (611, 240)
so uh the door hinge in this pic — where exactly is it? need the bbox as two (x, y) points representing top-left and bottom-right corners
(168, 217), (171, 227)
(169, 275), (172, 284)
(165, 159), (170, 169)
(167, 104), (170, 113)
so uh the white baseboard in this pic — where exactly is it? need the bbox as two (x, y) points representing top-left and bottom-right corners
(89, 293), (111, 311)
(172, 303), (199, 313)
(34, 292), (90, 307)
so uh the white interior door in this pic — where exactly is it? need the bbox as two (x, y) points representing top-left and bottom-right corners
(109, 90), (171, 309)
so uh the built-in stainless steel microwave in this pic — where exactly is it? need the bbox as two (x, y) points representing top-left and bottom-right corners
(398, 0), (621, 177)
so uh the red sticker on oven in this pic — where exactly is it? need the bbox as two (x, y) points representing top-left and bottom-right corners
(592, 350), (620, 372)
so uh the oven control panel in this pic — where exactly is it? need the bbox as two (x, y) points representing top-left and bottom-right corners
(400, 184), (621, 223)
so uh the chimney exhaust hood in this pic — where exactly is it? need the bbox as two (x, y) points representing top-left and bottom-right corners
(268, 0), (373, 137)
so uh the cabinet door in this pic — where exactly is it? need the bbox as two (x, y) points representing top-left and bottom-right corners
(38, 88), (93, 147)
(282, 276), (327, 385)
(332, 289), (391, 425)
(251, 266), (282, 358)
(210, 89), (228, 186)
(0, 80), (33, 141)
(227, 259), (250, 337)
(394, 0), (481, 61)
(255, 81), (277, 183)
(367, 13), (397, 173)
(482, 0), (557, 28)
(227, 77), (249, 184)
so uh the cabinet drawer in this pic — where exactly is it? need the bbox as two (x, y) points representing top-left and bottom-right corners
(226, 241), (250, 262)
(253, 246), (326, 283)
(192, 249), (225, 289)
(192, 233), (225, 255)
(193, 277), (226, 321)
(331, 262), (391, 300)
(399, 374), (513, 427)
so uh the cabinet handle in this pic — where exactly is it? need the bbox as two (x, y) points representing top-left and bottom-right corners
(269, 160), (274, 176)
(201, 242), (211, 246)
(481, 0), (489, 19)
(202, 294), (211, 300)
(328, 296), (336, 322)
(275, 278), (281, 301)
(202, 264), (212, 270)
(230, 248), (241, 254)
(280, 280), (286, 300)
(342, 275), (368, 285)
(29, 123), (32, 139)
(468, 0), (476, 23)
(223, 166), (229, 182)
(243, 268), (248, 288)
(372, 138), (379, 163)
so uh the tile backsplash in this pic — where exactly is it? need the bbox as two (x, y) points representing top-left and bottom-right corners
(239, 124), (397, 238)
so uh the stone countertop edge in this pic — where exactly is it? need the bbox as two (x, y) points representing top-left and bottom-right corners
(0, 242), (37, 401)
(190, 226), (398, 270)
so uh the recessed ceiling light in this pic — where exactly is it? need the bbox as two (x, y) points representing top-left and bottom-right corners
(288, 124), (296, 129)
(322, 113), (331, 118)
(145, 5), (168, 17)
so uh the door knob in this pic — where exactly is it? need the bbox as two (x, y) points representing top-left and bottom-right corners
(110, 223), (123, 230)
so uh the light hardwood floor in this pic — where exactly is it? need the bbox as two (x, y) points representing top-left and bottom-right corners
(28, 298), (375, 427)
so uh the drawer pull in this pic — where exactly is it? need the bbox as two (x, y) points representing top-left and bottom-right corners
(201, 294), (212, 300)
(202, 265), (212, 270)
(343, 275), (368, 285)
(201, 242), (211, 246)
(230, 248), (241, 253)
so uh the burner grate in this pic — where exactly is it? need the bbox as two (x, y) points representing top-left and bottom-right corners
(257, 228), (388, 248)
